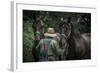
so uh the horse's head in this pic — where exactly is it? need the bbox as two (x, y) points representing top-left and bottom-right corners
(59, 17), (72, 40)
(32, 16), (45, 42)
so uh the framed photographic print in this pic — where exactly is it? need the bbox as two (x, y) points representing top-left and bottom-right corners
(11, 1), (97, 71)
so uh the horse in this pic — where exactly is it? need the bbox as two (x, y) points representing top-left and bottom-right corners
(55, 18), (72, 60)
(32, 16), (45, 61)
(58, 18), (91, 60)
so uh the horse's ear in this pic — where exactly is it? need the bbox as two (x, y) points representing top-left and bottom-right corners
(68, 17), (71, 23)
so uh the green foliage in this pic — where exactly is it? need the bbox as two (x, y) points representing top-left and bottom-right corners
(23, 20), (35, 62)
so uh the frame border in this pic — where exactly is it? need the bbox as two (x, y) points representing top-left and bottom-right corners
(11, 1), (97, 71)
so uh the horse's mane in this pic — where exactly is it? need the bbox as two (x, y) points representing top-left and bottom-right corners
(66, 23), (77, 60)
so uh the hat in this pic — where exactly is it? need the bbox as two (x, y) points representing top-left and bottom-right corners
(44, 28), (57, 37)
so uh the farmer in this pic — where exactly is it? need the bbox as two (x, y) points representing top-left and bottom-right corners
(36, 28), (64, 61)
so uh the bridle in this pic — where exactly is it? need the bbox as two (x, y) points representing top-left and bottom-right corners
(61, 22), (71, 41)
(35, 18), (45, 42)
(59, 22), (72, 60)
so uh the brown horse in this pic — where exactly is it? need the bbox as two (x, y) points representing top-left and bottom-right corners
(58, 18), (91, 60)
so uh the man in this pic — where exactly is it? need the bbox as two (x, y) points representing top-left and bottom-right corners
(36, 28), (64, 61)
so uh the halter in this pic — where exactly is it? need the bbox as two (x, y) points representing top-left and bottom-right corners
(61, 23), (71, 40)
(66, 23), (71, 40)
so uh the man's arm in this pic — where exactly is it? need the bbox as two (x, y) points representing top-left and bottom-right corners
(51, 40), (64, 56)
